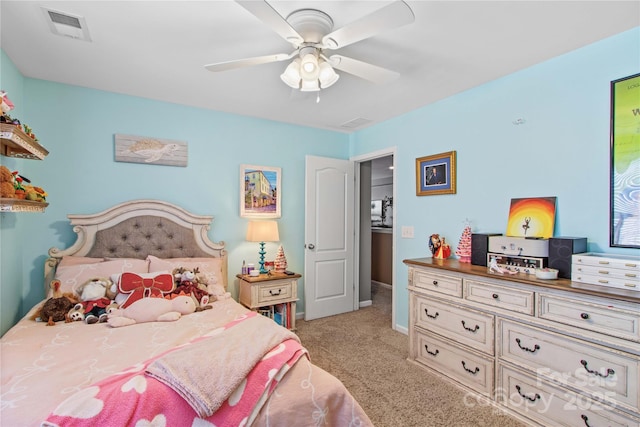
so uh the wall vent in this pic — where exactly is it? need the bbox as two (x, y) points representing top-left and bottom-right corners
(340, 117), (372, 129)
(41, 7), (91, 41)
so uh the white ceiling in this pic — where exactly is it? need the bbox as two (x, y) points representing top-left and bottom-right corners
(1, 1), (638, 133)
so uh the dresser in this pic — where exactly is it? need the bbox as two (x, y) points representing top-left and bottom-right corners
(404, 258), (640, 427)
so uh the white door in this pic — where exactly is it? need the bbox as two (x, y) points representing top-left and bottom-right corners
(304, 155), (355, 320)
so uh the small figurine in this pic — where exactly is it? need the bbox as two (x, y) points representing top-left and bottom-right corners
(489, 256), (518, 275)
(429, 234), (451, 259)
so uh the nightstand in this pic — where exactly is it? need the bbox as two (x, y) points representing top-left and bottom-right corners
(237, 272), (301, 330)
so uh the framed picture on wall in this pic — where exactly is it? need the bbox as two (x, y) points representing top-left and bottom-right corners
(610, 73), (640, 248)
(240, 164), (281, 218)
(415, 151), (456, 196)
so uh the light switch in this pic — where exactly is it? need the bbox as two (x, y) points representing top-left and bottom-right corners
(401, 226), (414, 238)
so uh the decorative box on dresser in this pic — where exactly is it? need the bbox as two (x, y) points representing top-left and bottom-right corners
(404, 257), (640, 427)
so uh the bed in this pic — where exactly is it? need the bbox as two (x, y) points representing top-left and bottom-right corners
(0, 199), (373, 427)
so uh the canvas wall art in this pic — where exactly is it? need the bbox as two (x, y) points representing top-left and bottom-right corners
(506, 197), (557, 238)
(115, 134), (188, 167)
(241, 164), (281, 218)
(610, 73), (640, 248)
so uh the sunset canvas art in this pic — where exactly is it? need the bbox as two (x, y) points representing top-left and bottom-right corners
(506, 197), (557, 238)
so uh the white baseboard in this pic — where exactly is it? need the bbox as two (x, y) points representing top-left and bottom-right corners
(359, 300), (372, 308)
(372, 280), (392, 289)
(395, 324), (408, 335)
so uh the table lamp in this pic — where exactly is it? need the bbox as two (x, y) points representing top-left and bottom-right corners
(246, 220), (280, 274)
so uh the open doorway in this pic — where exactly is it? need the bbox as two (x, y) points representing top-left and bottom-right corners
(353, 149), (396, 330)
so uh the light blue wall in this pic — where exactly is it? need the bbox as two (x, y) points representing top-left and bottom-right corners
(0, 62), (349, 335)
(0, 50), (28, 334)
(352, 27), (640, 331)
(2, 27), (639, 336)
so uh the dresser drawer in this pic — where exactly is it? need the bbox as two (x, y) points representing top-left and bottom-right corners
(256, 280), (295, 304)
(412, 268), (463, 298)
(573, 253), (640, 271)
(498, 365), (640, 427)
(413, 329), (494, 396)
(538, 293), (640, 342)
(499, 319), (640, 413)
(571, 270), (639, 292)
(573, 263), (640, 282)
(465, 280), (534, 315)
(412, 294), (494, 354)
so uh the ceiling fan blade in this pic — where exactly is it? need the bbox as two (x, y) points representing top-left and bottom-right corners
(322, 1), (414, 49)
(205, 53), (293, 72)
(236, 0), (304, 46)
(329, 55), (399, 84)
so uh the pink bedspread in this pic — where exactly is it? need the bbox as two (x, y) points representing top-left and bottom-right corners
(1, 297), (373, 427)
(42, 313), (307, 426)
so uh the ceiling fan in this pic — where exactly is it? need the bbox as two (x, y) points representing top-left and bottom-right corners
(204, 1), (415, 93)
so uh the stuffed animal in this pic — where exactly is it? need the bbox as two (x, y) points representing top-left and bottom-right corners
(0, 90), (14, 116)
(66, 303), (86, 322)
(107, 294), (196, 328)
(31, 280), (79, 326)
(73, 277), (117, 324)
(170, 267), (210, 307)
(0, 165), (15, 199)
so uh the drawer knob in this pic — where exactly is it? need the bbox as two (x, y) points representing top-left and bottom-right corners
(461, 320), (479, 333)
(424, 309), (439, 319)
(580, 312), (590, 320)
(492, 293), (499, 299)
(269, 289), (282, 296)
(515, 385), (540, 402)
(424, 344), (439, 356)
(580, 360), (615, 378)
(581, 415), (592, 427)
(515, 338), (540, 353)
(461, 361), (479, 375)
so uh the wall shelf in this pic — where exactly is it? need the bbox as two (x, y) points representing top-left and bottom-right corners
(0, 198), (49, 213)
(0, 123), (49, 160)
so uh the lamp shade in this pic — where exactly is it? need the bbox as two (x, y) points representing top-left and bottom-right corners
(246, 220), (280, 242)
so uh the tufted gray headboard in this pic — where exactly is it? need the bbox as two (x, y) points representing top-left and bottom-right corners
(45, 199), (227, 290)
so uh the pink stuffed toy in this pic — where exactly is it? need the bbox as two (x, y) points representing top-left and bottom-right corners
(107, 295), (196, 328)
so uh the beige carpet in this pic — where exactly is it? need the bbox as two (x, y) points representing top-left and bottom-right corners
(295, 283), (527, 427)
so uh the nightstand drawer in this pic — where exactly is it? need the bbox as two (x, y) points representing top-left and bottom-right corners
(411, 268), (463, 298)
(465, 280), (534, 315)
(412, 294), (494, 354)
(538, 293), (640, 342)
(256, 281), (294, 304)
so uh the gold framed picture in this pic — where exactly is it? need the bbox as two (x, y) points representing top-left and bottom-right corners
(415, 151), (456, 196)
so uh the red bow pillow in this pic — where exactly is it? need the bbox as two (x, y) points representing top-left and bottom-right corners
(118, 272), (175, 309)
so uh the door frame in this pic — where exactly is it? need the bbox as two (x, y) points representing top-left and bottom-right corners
(351, 147), (397, 330)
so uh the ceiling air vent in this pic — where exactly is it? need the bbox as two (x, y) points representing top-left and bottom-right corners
(340, 117), (373, 130)
(41, 7), (91, 41)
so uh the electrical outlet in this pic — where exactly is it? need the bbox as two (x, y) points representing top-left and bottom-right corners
(401, 226), (414, 238)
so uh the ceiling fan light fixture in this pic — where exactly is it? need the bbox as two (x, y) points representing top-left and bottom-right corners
(300, 78), (320, 92)
(318, 60), (339, 88)
(300, 53), (319, 80)
(280, 58), (301, 88)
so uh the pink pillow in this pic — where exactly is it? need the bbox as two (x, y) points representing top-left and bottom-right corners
(53, 258), (149, 297)
(147, 255), (222, 285)
(57, 256), (105, 268)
